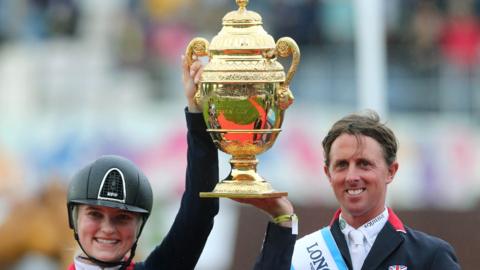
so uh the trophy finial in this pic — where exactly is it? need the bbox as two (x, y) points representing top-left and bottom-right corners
(236, 0), (249, 9)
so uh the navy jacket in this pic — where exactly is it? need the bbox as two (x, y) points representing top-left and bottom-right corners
(254, 222), (297, 270)
(284, 208), (461, 270)
(329, 208), (461, 270)
(134, 111), (219, 270)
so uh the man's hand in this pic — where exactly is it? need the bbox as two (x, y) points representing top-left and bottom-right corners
(233, 197), (295, 228)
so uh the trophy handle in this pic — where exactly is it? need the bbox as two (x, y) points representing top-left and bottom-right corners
(185, 38), (210, 106)
(275, 37), (300, 86)
(275, 37), (300, 110)
(185, 37), (210, 66)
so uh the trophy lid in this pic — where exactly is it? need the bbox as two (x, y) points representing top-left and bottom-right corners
(195, 0), (287, 83)
(208, 0), (276, 52)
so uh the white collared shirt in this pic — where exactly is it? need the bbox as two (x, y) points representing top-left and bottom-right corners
(339, 208), (389, 270)
(74, 256), (123, 270)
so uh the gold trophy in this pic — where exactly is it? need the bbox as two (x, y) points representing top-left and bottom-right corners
(185, 0), (300, 198)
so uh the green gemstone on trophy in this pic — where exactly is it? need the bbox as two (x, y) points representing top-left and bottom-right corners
(215, 98), (260, 125)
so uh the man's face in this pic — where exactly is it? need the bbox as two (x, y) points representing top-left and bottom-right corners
(77, 205), (140, 262)
(324, 133), (398, 227)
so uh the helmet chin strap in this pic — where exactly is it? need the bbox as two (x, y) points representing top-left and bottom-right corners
(73, 232), (137, 270)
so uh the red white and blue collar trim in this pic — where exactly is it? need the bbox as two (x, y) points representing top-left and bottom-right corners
(329, 207), (406, 233)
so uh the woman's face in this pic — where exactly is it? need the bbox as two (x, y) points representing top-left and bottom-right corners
(77, 205), (140, 262)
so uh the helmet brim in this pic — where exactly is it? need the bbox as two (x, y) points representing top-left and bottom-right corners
(69, 199), (149, 214)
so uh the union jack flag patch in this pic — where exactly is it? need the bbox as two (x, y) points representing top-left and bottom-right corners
(388, 266), (407, 270)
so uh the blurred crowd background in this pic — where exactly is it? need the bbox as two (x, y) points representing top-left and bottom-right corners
(0, 0), (479, 269)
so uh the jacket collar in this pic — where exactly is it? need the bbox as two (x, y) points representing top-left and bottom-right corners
(329, 207), (406, 270)
(329, 207), (406, 233)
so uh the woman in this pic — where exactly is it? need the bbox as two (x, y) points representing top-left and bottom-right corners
(66, 54), (220, 269)
(67, 155), (155, 269)
(66, 122), (219, 270)
(65, 55), (296, 270)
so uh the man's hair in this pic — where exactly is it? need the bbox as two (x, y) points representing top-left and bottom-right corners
(322, 110), (398, 167)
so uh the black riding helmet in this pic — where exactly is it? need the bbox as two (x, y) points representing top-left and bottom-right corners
(67, 155), (153, 269)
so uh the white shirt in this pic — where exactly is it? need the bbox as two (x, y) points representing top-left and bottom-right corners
(74, 256), (123, 270)
(339, 208), (389, 270)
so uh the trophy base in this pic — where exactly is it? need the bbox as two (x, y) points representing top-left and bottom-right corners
(199, 180), (288, 198)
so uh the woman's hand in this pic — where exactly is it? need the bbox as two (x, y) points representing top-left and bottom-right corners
(181, 55), (203, 113)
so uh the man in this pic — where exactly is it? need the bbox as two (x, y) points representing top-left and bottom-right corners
(290, 111), (460, 270)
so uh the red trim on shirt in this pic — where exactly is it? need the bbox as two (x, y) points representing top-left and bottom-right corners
(67, 262), (135, 270)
